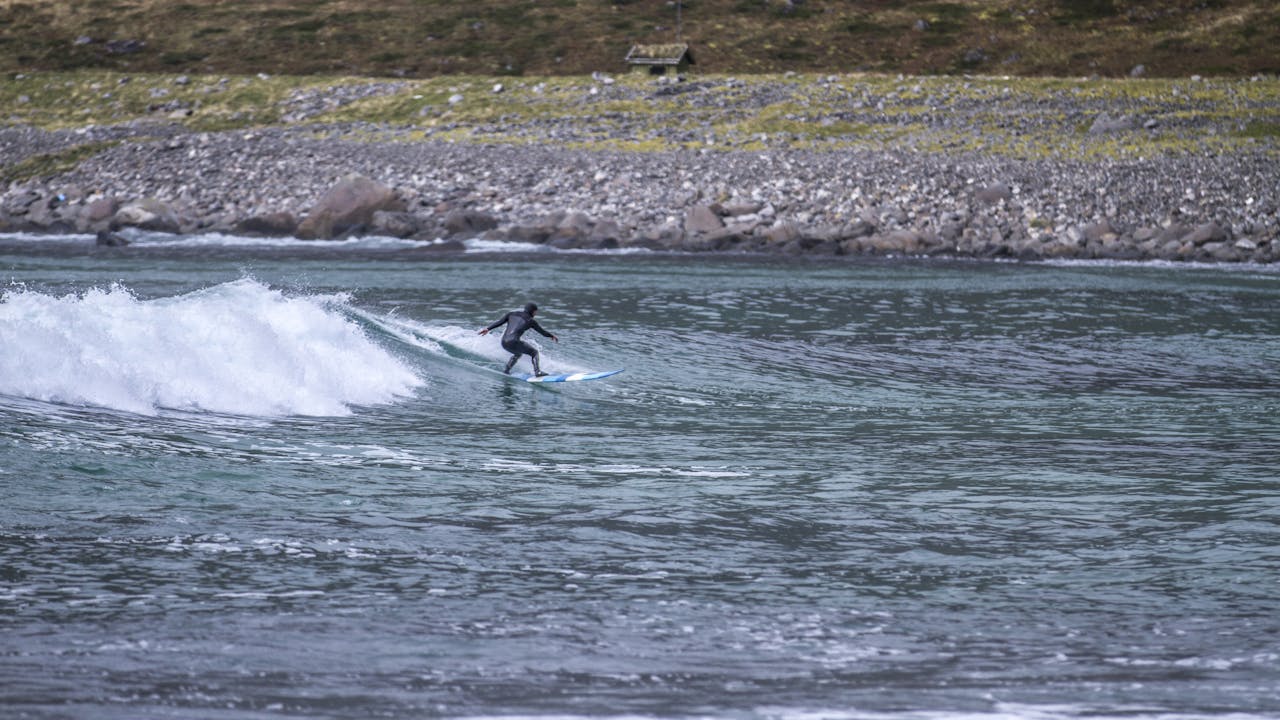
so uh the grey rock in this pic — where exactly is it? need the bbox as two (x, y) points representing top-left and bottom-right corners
(370, 210), (419, 238)
(1089, 113), (1139, 134)
(95, 230), (130, 246)
(236, 211), (298, 237)
(551, 211), (593, 242)
(104, 39), (145, 55)
(975, 182), (1013, 204)
(588, 219), (623, 247)
(1181, 222), (1228, 246)
(442, 209), (499, 237)
(1083, 220), (1117, 244)
(114, 198), (181, 233)
(297, 174), (405, 239)
(3, 189), (43, 216)
(84, 197), (120, 227)
(763, 222), (801, 245)
(685, 204), (724, 234)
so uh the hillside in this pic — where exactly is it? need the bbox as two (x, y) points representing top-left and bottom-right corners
(1, 0), (1277, 79)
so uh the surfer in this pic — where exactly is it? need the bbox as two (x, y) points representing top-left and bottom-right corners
(479, 303), (559, 376)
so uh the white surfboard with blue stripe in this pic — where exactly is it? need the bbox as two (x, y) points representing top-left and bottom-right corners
(513, 369), (624, 383)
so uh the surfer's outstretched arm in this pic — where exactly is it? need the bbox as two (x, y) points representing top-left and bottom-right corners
(479, 314), (509, 335)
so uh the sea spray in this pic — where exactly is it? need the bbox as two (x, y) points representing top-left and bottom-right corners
(0, 279), (422, 416)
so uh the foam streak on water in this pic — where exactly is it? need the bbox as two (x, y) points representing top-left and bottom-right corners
(1, 240), (1278, 720)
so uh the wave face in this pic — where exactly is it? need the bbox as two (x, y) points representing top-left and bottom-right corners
(0, 278), (422, 416)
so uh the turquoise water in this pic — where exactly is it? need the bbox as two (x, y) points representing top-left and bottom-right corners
(2, 235), (1279, 719)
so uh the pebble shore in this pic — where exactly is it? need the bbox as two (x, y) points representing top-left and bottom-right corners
(2, 74), (1277, 262)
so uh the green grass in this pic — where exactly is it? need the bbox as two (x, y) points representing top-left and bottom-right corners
(1, 140), (122, 184)
(2, 70), (1276, 171)
(1237, 120), (1280, 138)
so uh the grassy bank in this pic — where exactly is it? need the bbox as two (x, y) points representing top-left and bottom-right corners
(4, 69), (1277, 176)
(1, 0), (1278, 80)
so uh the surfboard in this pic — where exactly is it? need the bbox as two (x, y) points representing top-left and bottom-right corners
(512, 369), (624, 383)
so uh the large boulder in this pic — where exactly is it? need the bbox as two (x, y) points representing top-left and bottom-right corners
(113, 198), (182, 233)
(82, 196), (121, 231)
(685, 204), (724, 234)
(297, 174), (405, 239)
(1181, 222), (1229, 246)
(588, 219), (623, 249)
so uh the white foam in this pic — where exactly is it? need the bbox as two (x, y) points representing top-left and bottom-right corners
(377, 318), (593, 375)
(2, 230), (654, 255)
(0, 278), (422, 416)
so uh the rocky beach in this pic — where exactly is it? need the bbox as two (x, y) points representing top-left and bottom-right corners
(2, 72), (1278, 262)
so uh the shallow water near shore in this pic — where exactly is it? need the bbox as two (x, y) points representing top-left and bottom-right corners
(2, 234), (1278, 719)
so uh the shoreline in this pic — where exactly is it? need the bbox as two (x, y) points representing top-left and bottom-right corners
(2, 72), (1277, 263)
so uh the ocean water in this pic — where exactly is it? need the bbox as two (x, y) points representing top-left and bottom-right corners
(2, 232), (1278, 720)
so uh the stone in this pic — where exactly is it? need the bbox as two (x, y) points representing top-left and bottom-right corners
(84, 196), (120, 225)
(297, 174), (405, 239)
(685, 204), (724, 234)
(95, 230), (130, 247)
(840, 219), (877, 240)
(588, 219), (623, 247)
(1180, 222), (1228, 246)
(370, 210), (420, 238)
(763, 222), (800, 245)
(441, 209), (499, 237)
(235, 211), (298, 236)
(975, 182), (1013, 204)
(552, 211), (593, 242)
(1083, 220), (1118, 244)
(1156, 223), (1190, 243)
(3, 189), (43, 216)
(1133, 227), (1158, 242)
(507, 223), (554, 244)
(863, 230), (924, 254)
(104, 39), (145, 55)
(1200, 241), (1239, 262)
(686, 224), (751, 251)
(547, 235), (581, 250)
(1089, 113), (1139, 134)
(114, 198), (181, 233)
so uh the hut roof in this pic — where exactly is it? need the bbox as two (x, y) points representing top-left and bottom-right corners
(625, 43), (695, 66)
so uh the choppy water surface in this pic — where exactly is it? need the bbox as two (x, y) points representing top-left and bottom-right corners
(2, 236), (1278, 719)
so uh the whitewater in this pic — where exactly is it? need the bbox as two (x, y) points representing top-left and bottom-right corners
(0, 278), (421, 416)
(1, 234), (1278, 720)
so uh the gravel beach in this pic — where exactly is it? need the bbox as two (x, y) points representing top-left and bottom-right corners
(2, 73), (1277, 262)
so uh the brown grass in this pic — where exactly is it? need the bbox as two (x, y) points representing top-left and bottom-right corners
(0, 0), (1277, 78)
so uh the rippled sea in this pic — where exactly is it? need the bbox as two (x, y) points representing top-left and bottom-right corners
(2, 234), (1278, 720)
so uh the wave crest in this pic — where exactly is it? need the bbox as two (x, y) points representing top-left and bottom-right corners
(0, 279), (422, 416)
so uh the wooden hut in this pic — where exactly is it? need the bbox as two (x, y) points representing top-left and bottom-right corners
(625, 43), (695, 76)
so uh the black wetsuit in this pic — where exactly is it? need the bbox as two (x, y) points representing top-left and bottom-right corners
(486, 310), (554, 373)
